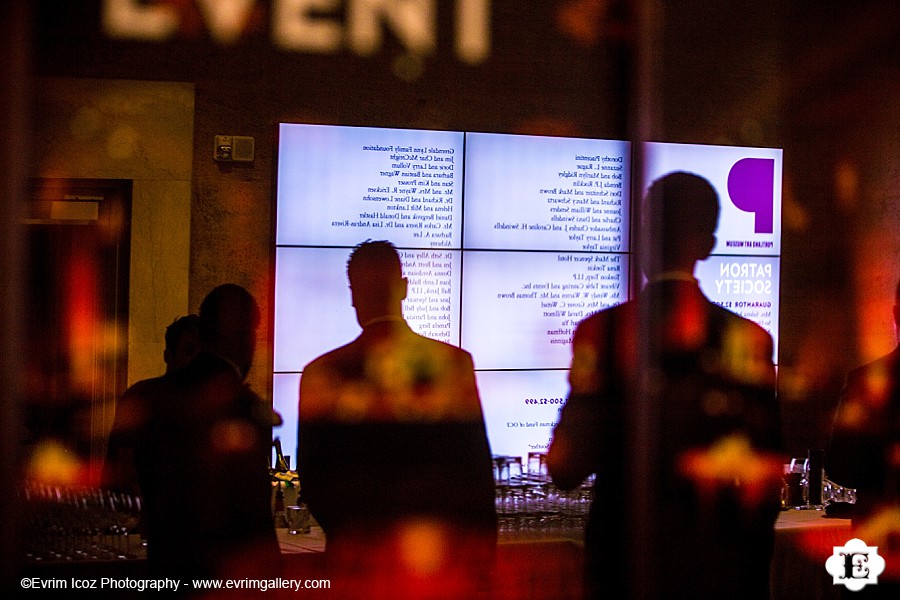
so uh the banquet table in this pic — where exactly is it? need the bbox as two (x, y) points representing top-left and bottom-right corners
(771, 509), (853, 600)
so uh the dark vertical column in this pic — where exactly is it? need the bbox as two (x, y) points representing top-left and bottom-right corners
(629, 1), (662, 598)
(0, 0), (30, 588)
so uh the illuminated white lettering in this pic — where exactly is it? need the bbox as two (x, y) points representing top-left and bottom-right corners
(348, 0), (435, 57)
(273, 0), (343, 52)
(103, 0), (178, 40)
(196, 0), (258, 44)
(456, 0), (490, 63)
(102, 0), (492, 64)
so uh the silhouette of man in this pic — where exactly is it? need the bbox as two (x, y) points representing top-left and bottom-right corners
(106, 313), (200, 505)
(828, 279), (900, 596)
(108, 284), (280, 585)
(298, 240), (496, 599)
(548, 172), (783, 600)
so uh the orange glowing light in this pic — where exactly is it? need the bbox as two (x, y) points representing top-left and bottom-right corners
(398, 520), (447, 577)
(557, 0), (611, 47)
(25, 439), (86, 486)
(679, 433), (782, 508)
(211, 419), (255, 454)
(65, 248), (99, 395)
(854, 506), (900, 580)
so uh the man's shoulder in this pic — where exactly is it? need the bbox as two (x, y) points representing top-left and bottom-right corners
(835, 348), (900, 435)
(711, 300), (773, 339)
(701, 300), (776, 390)
(305, 328), (473, 370)
(410, 329), (473, 360)
(122, 373), (173, 400)
(113, 374), (172, 436)
(572, 300), (634, 341)
(846, 348), (900, 385)
(852, 347), (899, 372)
(567, 301), (636, 395)
(302, 338), (360, 373)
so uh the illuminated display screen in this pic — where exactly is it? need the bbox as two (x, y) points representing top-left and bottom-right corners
(644, 142), (783, 350)
(273, 124), (781, 464)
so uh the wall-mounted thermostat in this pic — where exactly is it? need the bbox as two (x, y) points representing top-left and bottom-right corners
(214, 135), (255, 162)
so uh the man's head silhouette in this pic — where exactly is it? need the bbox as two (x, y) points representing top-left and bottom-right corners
(198, 283), (260, 379)
(163, 314), (200, 373)
(641, 171), (720, 279)
(346, 240), (408, 328)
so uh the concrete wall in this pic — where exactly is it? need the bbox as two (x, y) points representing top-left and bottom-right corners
(34, 78), (194, 386)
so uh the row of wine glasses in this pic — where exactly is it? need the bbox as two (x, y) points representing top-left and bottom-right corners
(493, 454), (594, 534)
(19, 482), (144, 562)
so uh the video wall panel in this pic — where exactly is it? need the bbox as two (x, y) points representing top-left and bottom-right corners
(273, 125), (782, 464)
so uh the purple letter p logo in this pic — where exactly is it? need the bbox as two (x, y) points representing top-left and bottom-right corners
(727, 158), (775, 234)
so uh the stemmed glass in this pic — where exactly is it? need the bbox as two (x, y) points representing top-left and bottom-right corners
(105, 490), (142, 558)
(19, 483), (143, 562)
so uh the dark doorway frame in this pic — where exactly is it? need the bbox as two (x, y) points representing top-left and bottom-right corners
(23, 178), (131, 481)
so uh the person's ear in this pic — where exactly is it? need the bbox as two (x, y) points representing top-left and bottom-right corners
(399, 277), (409, 301)
(163, 349), (172, 367)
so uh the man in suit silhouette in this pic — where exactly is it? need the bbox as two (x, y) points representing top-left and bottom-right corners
(829, 279), (900, 596)
(298, 240), (496, 599)
(108, 284), (280, 585)
(549, 172), (783, 599)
